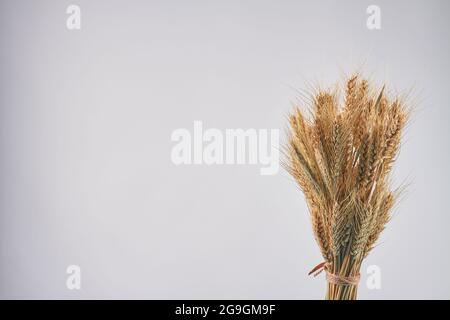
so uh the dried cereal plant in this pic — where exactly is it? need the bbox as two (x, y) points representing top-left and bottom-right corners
(284, 74), (409, 300)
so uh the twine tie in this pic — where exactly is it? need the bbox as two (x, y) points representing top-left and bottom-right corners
(308, 262), (360, 286)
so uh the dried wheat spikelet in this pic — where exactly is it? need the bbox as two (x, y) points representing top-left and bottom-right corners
(284, 74), (409, 300)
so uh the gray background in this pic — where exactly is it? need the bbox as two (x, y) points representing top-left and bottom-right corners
(1, 0), (449, 299)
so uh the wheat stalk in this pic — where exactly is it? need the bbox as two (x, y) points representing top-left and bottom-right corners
(284, 74), (408, 300)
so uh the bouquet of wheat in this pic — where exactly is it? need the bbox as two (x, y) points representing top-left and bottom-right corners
(284, 75), (408, 300)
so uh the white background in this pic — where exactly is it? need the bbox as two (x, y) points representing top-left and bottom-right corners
(0, 0), (449, 299)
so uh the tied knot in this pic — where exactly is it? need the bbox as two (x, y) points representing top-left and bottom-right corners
(308, 262), (360, 286)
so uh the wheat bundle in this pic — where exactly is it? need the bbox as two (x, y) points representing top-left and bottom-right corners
(284, 75), (408, 300)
